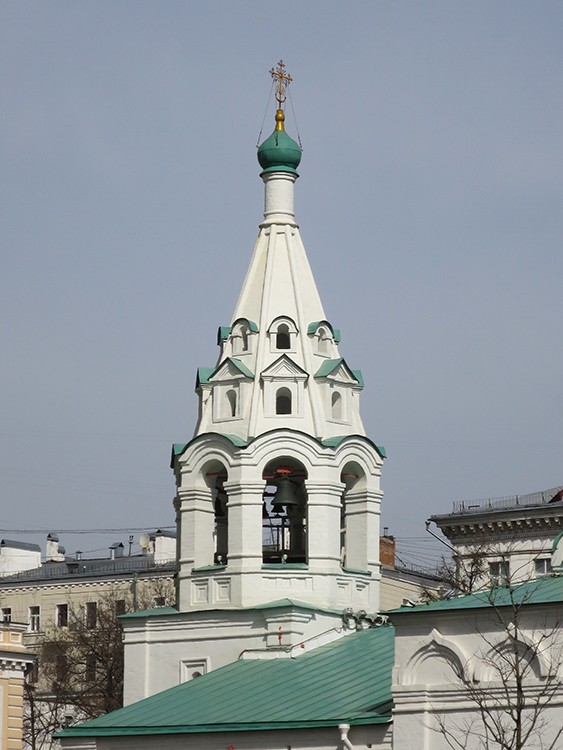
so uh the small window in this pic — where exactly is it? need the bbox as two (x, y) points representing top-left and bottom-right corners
(85, 654), (97, 683)
(276, 324), (291, 350)
(56, 653), (68, 683)
(317, 327), (330, 354)
(180, 659), (208, 683)
(56, 603), (68, 628)
(276, 387), (292, 415)
(240, 326), (249, 352)
(331, 391), (343, 420)
(489, 561), (509, 585)
(84, 602), (97, 630)
(115, 599), (127, 616)
(226, 388), (238, 418)
(28, 663), (39, 684)
(1, 607), (11, 623)
(29, 606), (40, 633)
(534, 558), (552, 577)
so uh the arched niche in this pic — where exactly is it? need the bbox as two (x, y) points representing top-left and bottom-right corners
(261, 457), (308, 564)
(276, 387), (292, 415)
(202, 460), (229, 565)
(405, 629), (470, 686)
(339, 461), (367, 568)
(268, 316), (298, 353)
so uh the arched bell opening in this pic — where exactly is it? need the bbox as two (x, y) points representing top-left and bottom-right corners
(262, 458), (308, 564)
(339, 462), (366, 568)
(203, 460), (229, 565)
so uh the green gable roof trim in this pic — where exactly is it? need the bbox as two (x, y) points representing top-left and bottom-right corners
(228, 357), (254, 378)
(58, 625), (394, 738)
(352, 369), (364, 388)
(314, 359), (363, 389)
(196, 367), (215, 386)
(387, 575), (563, 615)
(217, 326), (232, 342)
(232, 317), (259, 332)
(320, 435), (386, 459)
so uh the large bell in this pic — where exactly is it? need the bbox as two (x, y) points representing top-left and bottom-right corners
(271, 476), (300, 510)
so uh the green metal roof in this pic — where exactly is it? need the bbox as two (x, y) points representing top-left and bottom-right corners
(58, 625), (394, 738)
(257, 127), (302, 175)
(314, 358), (361, 383)
(217, 326), (232, 342)
(387, 575), (563, 615)
(196, 367), (215, 386)
(209, 357), (254, 380)
(232, 317), (259, 332)
(352, 369), (364, 388)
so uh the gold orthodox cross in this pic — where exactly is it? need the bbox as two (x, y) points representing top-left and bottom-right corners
(270, 60), (292, 108)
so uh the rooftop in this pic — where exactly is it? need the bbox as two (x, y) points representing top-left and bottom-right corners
(387, 574), (563, 615)
(59, 624), (394, 737)
(437, 486), (563, 517)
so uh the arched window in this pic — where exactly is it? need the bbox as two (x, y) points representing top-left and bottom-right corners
(226, 389), (237, 418)
(276, 324), (291, 350)
(318, 327), (329, 354)
(276, 387), (292, 415)
(240, 326), (249, 352)
(331, 391), (342, 420)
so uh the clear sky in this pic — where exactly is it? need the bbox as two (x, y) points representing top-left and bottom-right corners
(1, 1), (562, 568)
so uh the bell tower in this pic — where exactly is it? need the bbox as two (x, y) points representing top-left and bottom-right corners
(172, 62), (384, 616)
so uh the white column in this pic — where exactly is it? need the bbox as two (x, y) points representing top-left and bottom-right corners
(306, 481), (345, 571)
(344, 488), (382, 574)
(224, 480), (264, 571)
(261, 172), (298, 227)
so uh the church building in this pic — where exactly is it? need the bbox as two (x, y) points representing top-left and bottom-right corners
(58, 64), (563, 750)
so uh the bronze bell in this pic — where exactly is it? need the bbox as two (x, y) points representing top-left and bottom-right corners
(271, 476), (300, 509)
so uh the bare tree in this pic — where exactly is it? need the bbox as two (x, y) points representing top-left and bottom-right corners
(23, 579), (174, 749)
(433, 577), (562, 750)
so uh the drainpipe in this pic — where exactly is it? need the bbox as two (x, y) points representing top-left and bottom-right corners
(338, 724), (356, 750)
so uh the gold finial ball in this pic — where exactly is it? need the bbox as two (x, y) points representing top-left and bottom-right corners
(275, 108), (285, 131)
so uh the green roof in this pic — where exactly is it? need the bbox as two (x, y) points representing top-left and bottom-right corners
(387, 575), (563, 615)
(320, 435), (386, 459)
(314, 358), (362, 386)
(217, 326), (232, 342)
(210, 357), (254, 380)
(196, 367), (215, 386)
(58, 625), (394, 738)
(257, 127), (302, 175)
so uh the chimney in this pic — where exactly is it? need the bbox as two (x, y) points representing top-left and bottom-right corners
(379, 533), (395, 567)
(109, 542), (124, 560)
(46, 533), (65, 562)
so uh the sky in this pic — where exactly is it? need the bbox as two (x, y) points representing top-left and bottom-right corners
(1, 1), (562, 569)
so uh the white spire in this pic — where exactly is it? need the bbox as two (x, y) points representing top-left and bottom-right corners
(194, 155), (366, 443)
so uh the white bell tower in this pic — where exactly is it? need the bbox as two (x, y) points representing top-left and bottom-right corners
(172, 61), (384, 616)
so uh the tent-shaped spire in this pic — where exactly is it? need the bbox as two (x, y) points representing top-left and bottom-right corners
(194, 63), (366, 442)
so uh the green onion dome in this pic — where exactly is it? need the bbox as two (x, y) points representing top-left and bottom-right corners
(257, 109), (302, 174)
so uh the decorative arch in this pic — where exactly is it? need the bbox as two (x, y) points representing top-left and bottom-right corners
(405, 629), (472, 686)
(230, 318), (258, 355)
(477, 628), (549, 682)
(268, 316), (298, 353)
